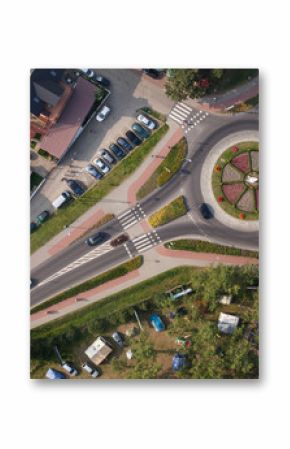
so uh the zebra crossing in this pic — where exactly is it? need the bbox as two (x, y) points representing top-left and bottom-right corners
(168, 102), (209, 134)
(117, 203), (147, 230)
(132, 230), (162, 253)
(37, 242), (113, 286)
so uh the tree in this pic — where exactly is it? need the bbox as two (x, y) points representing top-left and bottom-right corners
(165, 69), (203, 101)
(125, 332), (162, 379)
(211, 69), (224, 79)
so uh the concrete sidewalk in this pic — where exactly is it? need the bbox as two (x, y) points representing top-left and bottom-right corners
(31, 245), (258, 329)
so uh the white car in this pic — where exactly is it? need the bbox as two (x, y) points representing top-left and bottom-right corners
(136, 113), (157, 130)
(62, 362), (78, 376)
(82, 68), (95, 78)
(82, 362), (100, 378)
(96, 105), (111, 122)
(94, 158), (110, 174)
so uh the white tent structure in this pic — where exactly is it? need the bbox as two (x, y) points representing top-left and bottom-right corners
(218, 312), (239, 334)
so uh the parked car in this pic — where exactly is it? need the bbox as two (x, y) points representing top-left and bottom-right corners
(109, 143), (126, 160)
(66, 179), (86, 196)
(30, 222), (38, 233)
(52, 191), (72, 209)
(136, 113), (157, 130)
(149, 313), (165, 332)
(62, 362), (78, 376)
(82, 68), (95, 78)
(96, 105), (111, 122)
(94, 74), (110, 87)
(110, 234), (129, 247)
(94, 158), (110, 174)
(143, 69), (163, 79)
(117, 137), (133, 152)
(85, 164), (103, 180)
(36, 210), (50, 225)
(132, 122), (150, 140)
(199, 203), (212, 219)
(82, 362), (100, 378)
(100, 149), (116, 165)
(112, 332), (124, 347)
(125, 130), (142, 147)
(85, 231), (107, 246)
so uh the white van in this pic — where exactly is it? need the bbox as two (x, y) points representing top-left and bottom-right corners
(52, 191), (72, 209)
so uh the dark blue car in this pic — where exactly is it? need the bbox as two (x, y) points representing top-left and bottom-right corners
(109, 143), (126, 159)
(149, 314), (165, 332)
(117, 137), (133, 152)
(66, 179), (86, 196)
(85, 164), (103, 180)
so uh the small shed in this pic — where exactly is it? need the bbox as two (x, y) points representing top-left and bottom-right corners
(218, 313), (239, 334)
(126, 349), (133, 360)
(172, 353), (187, 371)
(219, 294), (233, 305)
(85, 336), (113, 365)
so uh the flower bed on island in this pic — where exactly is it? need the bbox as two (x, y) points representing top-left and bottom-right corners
(212, 142), (259, 220)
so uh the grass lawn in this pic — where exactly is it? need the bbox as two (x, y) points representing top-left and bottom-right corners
(165, 239), (259, 258)
(31, 124), (169, 253)
(212, 141), (259, 220)
(30, 172), (44, 192)
(137, 137), (187, 200)
(148, 196), (188, 228)
(31, 256), (143, 314)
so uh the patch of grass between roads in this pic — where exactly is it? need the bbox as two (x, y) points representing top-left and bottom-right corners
(31, 256), (143, 314)
(148, 196), (187, 228)
(165, 239), (259, 258)
(31, 124), (169, 254)
(137, 137), (187, 200)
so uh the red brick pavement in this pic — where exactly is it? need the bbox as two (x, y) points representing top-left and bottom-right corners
(156, 245), (259, 265)
(127, 128), (183, 203)
(48, 209), (106, 256)
(31, 269), (140, 322)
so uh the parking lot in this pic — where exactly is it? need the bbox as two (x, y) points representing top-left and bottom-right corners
(31, 69), (173, 222)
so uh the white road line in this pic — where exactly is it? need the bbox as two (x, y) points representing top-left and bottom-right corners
(169, 114), (184, 124)
(123, 220), (139, 229)
(174, 104), (191, 115)
(120, 215), (139, 226)
(136, 243), (154, 252)
(179, 102), (192, 112)
(124, 243), (133, 259)
(169, 110), (188, 121)
(118, 209), (133, 219)
(132, 233), (148, 243)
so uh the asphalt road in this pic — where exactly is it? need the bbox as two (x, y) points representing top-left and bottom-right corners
(31, 115), (258, 306)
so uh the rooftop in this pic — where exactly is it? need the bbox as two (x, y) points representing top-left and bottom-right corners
(39, 77), (96, 159)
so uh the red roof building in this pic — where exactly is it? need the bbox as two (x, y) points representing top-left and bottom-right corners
(39, 77), (96, 160)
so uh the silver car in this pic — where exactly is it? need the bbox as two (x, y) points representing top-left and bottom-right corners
(94, 158), (110, 174)
(136, 113), (157, 130)
(96, 105), (111, 122)
(100, 149), (115, 165)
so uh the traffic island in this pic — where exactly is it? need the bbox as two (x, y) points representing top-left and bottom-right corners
(211, 142), (259, 221)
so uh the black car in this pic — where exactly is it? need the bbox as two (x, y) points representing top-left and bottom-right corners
(112, 332), (124, 347)
(36, 210), (50, 225)
(109, 143), (126, 159)
(30, 222), (38, 233)
(132, 122), (150, 140)
(94, 74), (110, 87)
(117, 137), (133, 152)
(66, 179), (86, 196)
(199, 203), (212, 219)
(143, 69), (163, 79)
(85, 231), (107, 246)
(125, 130), (142, 147)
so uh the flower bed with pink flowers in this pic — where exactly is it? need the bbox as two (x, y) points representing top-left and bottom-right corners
(212, 142), (259, 220)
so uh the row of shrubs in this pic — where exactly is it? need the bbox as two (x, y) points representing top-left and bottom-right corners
(165, 239), (259, 258)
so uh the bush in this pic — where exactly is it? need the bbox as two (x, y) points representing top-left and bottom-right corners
(38, 148), (50, 159)
(165, 239), (259, 258)
(148, 196), (188, 228)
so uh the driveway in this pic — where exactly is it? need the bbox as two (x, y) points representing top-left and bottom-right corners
(30, 69), (173, 221)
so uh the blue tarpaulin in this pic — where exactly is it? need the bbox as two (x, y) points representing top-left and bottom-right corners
(172, 353), (187, 371)
(45, 368), (66, 379)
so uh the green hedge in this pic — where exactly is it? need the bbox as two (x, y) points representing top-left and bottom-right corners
(148, 196), (188, 228)
(165, 239), (259, 258)
(31, 124), (169, 253)
(31, 256), (143, 314)
(137, 137), (187, 200)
